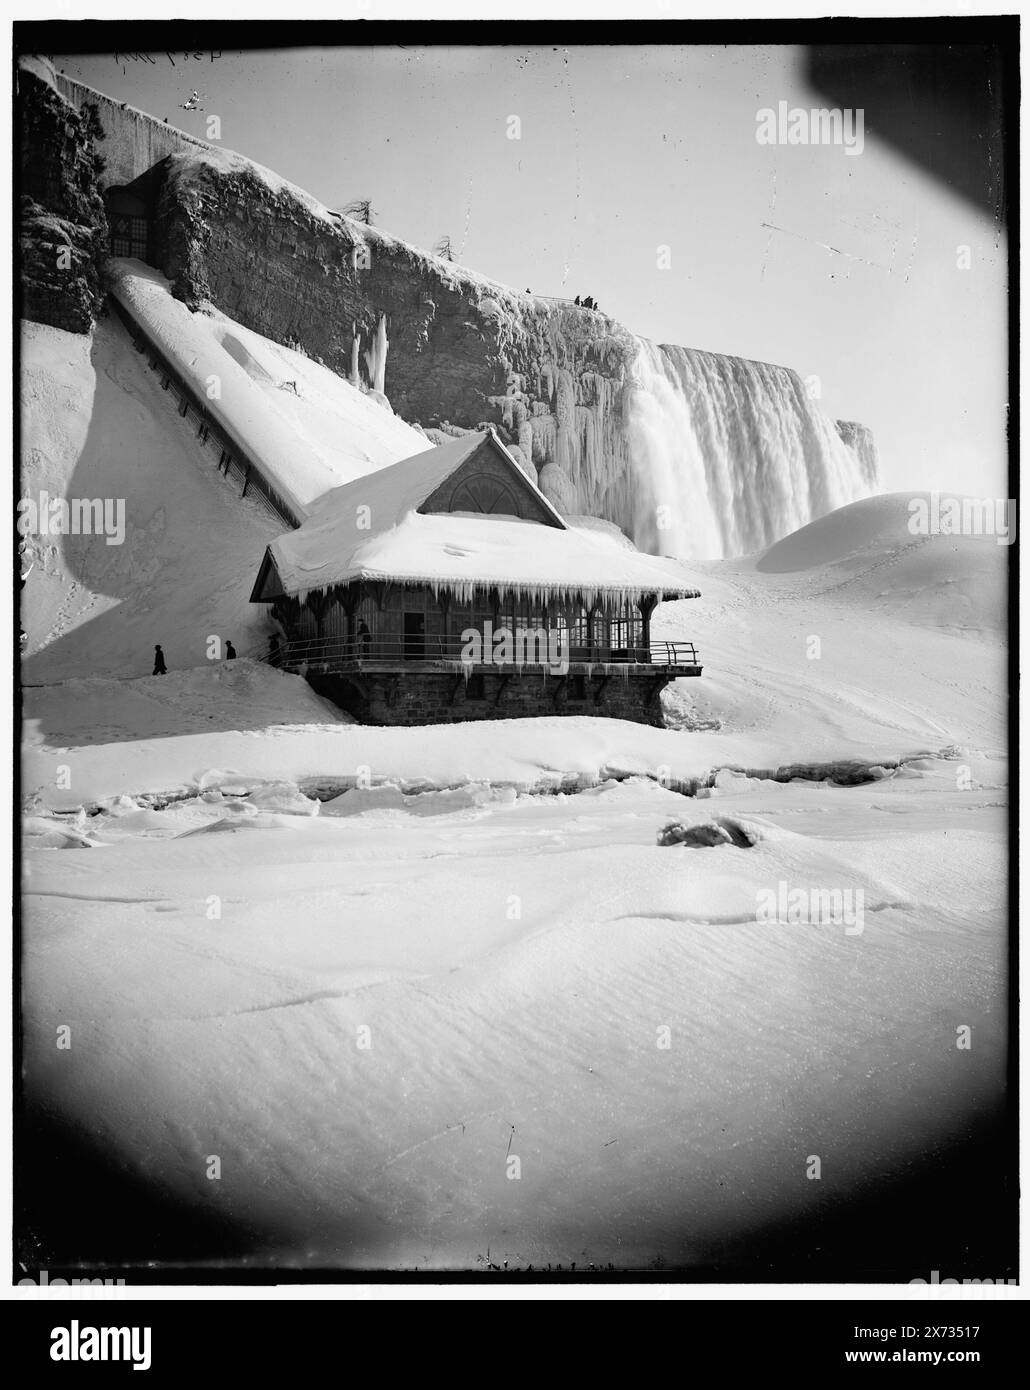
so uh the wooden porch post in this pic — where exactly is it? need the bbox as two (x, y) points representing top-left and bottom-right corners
(639, 594), (658, 661)
(342, 586), (357, 656)
(438, 591), (451, 660)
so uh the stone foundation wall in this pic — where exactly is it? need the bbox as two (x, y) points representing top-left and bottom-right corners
(307, 670), (673, 727)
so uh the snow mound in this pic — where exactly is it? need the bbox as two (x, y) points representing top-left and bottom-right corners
(756, 493), (1008, 636)
(758, 493), (934, 573)
(23, 816), (102, 849)
(27, 662), (347, 744)
(246, 782), (321, 816)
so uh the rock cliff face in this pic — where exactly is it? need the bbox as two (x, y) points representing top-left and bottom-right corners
(149, 152), (640, 517)
(18, 59), (108, 334)
(18, 57), (879, 557)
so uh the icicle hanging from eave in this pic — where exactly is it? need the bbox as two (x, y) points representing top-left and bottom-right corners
(276, 570), (698, 608)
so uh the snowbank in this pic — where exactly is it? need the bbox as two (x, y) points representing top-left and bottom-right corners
(22, 766), (1007, 1269)
(20, 489), (1010, 1273)
(20, 319), (283, 682)
(756, 493), (1008, 637)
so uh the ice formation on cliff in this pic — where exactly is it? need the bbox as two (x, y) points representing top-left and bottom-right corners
(364, 313), (390, 396)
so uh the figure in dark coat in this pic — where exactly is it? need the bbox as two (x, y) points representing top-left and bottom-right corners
(356, 619), (372, 656)
(225, 641), (237, 660)
(153, 645), (167, 675)
(267, 634), (281, 667)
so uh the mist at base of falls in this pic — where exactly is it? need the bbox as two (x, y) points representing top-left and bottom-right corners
(623, 340), (879, 560)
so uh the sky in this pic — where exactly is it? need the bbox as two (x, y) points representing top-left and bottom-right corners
(52, 42), (1010, 498)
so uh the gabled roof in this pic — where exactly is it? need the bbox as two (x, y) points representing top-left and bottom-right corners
(250, 430), (702, 605)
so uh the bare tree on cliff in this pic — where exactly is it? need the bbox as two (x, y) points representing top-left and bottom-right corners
(341, 199), (376, 226)
(434, 235), (455, 262)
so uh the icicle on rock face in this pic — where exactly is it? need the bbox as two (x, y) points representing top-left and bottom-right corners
(622, 340), (877, 560)
(363, 313), (389, 396)
(350, 326), (360, 389)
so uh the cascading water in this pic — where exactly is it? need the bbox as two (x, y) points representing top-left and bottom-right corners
(623, 340), (878, 560)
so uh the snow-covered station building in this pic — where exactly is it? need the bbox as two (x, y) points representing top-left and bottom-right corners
(250, 430), (702, 725)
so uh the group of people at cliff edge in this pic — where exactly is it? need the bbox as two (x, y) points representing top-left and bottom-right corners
(523, 291), (603, 312)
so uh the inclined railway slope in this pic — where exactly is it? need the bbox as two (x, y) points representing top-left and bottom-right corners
(20, 275), (431, 684)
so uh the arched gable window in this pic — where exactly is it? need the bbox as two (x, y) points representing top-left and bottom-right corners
(449, 476), (522, 518)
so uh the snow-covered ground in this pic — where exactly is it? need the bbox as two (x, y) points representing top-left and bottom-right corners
(20, 480), (1010, 1272)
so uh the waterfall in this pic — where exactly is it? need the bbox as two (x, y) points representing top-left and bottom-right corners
(622, 340), (877, 560)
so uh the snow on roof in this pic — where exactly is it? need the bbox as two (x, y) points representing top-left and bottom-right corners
(260, 432), (701, 604)
(107, 261), (431, 516)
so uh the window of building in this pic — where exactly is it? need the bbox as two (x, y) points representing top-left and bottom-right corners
(109, 213), (149, 260)
(609, 599), (643, 659)
(569, 605), (589, 653)
(449, 476), (521, 517)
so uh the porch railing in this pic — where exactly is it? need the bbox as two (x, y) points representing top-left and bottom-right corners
(258, 636), (699, 668)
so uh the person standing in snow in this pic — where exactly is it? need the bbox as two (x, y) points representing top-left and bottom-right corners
(225, 641), (237, 660)
(267, 634), (281, 667)
(153, 644), (167, 675)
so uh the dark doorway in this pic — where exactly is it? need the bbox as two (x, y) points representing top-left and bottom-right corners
(403, 611), (425, 660)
